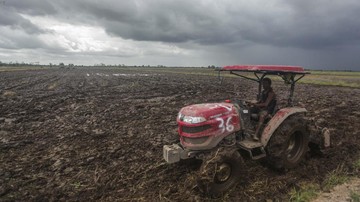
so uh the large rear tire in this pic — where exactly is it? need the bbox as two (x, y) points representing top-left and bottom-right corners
(197, 147), (245, 197)
(265, 115), (309, 170)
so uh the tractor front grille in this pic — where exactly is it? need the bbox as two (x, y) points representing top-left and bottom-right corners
(183, 136), (208, 144)
(181, 125), (211, 134)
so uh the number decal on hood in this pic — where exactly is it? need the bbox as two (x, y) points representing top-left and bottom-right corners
(216, 117), (234, 133)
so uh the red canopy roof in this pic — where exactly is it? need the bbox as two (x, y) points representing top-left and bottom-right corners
(222, 65), (306, 73)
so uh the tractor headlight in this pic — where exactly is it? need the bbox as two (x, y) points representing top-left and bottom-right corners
(178, 113), (206, 124)
(178, 113), (183, 120)
(182, 115), (206, 124)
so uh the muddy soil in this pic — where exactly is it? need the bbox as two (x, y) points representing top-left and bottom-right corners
(0, 68), (359, 201)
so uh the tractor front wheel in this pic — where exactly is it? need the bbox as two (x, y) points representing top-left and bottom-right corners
(265, 115), (309, 170)
(197, 147), (245, 197)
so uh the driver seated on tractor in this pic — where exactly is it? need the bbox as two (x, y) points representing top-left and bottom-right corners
(250, 77), (277, 141)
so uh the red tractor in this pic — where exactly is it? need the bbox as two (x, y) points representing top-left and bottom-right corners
(163, 65), (330, 197)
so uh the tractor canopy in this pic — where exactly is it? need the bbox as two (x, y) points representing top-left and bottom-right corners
(219, 65), (309, 77)
(221, 65), (306, 73)
(218, 65), (310, 106)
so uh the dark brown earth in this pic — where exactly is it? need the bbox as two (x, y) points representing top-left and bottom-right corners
(0, 68), (359, 201)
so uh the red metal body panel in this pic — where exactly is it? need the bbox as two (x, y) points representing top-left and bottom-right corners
(222, 65), (306, 73)
(260, 107), (307, 146)
(177, 103), (241, 150)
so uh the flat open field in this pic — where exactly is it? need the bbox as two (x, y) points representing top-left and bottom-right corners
(1, 67), (360, 201)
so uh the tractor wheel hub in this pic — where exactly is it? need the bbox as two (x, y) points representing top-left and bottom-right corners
(215, 163), (231, 182)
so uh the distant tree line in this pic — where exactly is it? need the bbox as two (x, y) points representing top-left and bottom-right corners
(0, 61), (220, 69)
(0, 61), (42, 67)
(0, 61), (73, 68)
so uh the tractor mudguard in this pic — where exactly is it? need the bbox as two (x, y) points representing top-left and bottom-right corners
(260, 107), (307, 146)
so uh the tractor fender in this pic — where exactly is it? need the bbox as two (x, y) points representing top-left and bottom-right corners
(260, 107), (307, 146)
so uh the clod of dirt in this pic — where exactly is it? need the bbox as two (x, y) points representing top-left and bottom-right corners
(2, 90), (16, 97)
(336, 101), (347, 108)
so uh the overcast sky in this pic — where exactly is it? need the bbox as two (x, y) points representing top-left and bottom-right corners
(0, 0), (360, 70)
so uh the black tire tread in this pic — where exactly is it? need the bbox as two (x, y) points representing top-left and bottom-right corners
(265, 115), (309, 169)
(197, 147), (245, 197)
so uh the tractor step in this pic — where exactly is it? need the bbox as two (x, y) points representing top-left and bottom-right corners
(238, 139), (262, 148)
(238, 140), (266, 160)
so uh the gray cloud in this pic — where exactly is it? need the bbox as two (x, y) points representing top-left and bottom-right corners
(0, 27), (50, 49)
(0, 8), (45, 34)
(58, 0), (360, 51)
(1, 0), (360, 69)
(5, 0), (57, 16)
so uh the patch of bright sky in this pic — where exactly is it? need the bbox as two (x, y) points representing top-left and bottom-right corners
(20, 14), (189, 57)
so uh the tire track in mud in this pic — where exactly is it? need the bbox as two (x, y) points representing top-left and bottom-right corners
(2, 72), (59, 92)
(0, 71), (47, 90)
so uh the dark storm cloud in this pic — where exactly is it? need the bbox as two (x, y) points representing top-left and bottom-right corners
(44, 0), (359, 50)
(1, 0), (360, 69)
(19, 0), (235, 44)
(0, 4), (46, 34)
(3, 0), (360, 49)
(4, 0), (56, 16)
(273, 0), (360, 49)
(93, 1), (238, 44)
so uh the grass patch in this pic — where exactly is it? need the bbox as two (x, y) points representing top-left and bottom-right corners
(289, 183), (320, 202)
(309, 70), (360, 76)
(350, 190), (360, 202)
(0, 66), (48, 72)
(323, 164), (349, 191)
(71, 182), (84, 189)
(289, 164), (353, 201)
(299, 73), (360, 88)
(353, 158), (360, 172)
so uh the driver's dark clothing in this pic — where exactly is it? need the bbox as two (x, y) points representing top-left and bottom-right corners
(260, 87), (277, 114)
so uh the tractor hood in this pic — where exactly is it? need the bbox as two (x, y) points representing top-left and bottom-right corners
(177, 102), (241, 150)
(178, 103), (237, 122)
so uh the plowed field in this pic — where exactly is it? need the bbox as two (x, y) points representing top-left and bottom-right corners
(1, 68), (359, 201)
